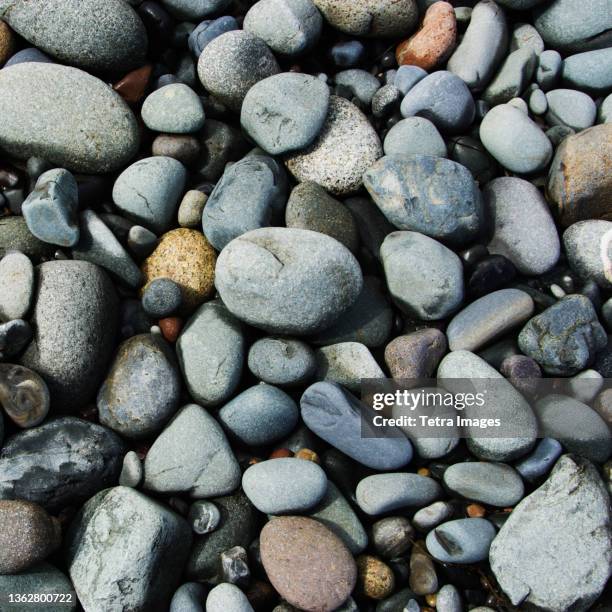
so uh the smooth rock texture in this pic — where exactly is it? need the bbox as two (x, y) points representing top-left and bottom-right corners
(161, 0), (232, 20)
(188, 16), (238, 57)
(546, 89), (596, 131)
(248, 337), (315, 386)
(285, 95), (383, 196)
(241, 73), (329, 155)
(207, 584), (253, 612)
(142, 84), (205, 134)
(301, 381), (413, 469)
(335, 69), (381, 106)
(564, 220), (612, 288)
(482, 47), (537, 106)
(0, 63), (139, 173)
(0, 251), (34, 321)
(260, 516), (357, 612)
(364, 154), (482, 245)
(385, 328), (447, 379)
(490, 455), (612, 610)
(144, 403), (241, 498)
(0, 0), (147, 72)
(215, 227), (363, 334)
(562, 48), (612, 93)
(315, 342), (384, 391)
(0, 217), (55, 262)
(20, 261), (118, 410)
(426, 518), (496, 563)
(66, 486), (192, 612)
(383, 118), (447, 158)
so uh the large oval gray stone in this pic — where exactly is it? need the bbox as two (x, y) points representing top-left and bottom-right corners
(215, 227), (363, 335)
(563, 220), (612, 289)
(0, 63), (139, 173)
(19, 261), (118, 411)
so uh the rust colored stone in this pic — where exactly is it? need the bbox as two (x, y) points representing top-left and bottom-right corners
(467, 503), (487, 518)
(295, 448), (320, 464)
(0, 21), (15, 66)
(159, 317), (183, 343)
(113, 64), (153, 105)
(269, 448), (294, 459)
(396, 2), (457, 70)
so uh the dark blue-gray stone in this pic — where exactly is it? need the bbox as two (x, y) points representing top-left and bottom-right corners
(142, 278), (182, 317)
(426, 518), (496, 563)
(330, 40), (364, 67)
(364, 154), (482, 246)
(536, 49), (562, 91)
(394, 65), (426, 94)
(161, 0), (232, 20)
(206, 584), (253, 612)
(4, 48), (53, 67)
(301, 381), (413, 470)
(514, 437), (563, 482)
(188, 16), (238, 57)
(0, 319), (32, 358)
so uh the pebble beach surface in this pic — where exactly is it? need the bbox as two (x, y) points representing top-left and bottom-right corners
(0, 0), (611, 611)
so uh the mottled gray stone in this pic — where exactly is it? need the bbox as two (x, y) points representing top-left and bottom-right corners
(485, 177), (560, 275)
(119, 451), (143, 488)
(436, 584), (462, 612)
(562, 48), (612, 93)
(20, 261), (118, 410)
(412, 501), (454, 531)
(301, 381), (413, 469)
(546, 89), (597, 131)
(0, 251), (34, 321)
(383, 118), (446, 158)
(248, 337), (316, 386)
(0, 417), (124, 511)
(0, 217), (55, 262)
(514, 438), (563, 482)
(563, 220), (612, 289)
(144, 403), (241, 498)
(0, 63), (139, 173)
(177, 300), (244, 407)
(482, 48), (537, 106)
(215, 227), (363, 335)
(0, 0), (147, 72)
(447, 0), (508, 91)
(142, 84), (205, 134)
(242, 457), (327, 513)
(243, 0), (322, 56)
(197, 31), (280, 111)
(97, 334), (181, 439)
(490, 455), (612, 611)
(218, 384), (299, 446)
(518, 295), (607, 375)
(372, 84), (401, 118)
(426, 518), (496, 563)
(66, 487), (192, 612)
(509, 23), (544, 55)
(161, 0), (231, 20)
(188, 500), (220, 535)
(142, 278), (182, 317)
(364, 155), (482, 245)
(206, 584), (253, 612)
(335, 69), (381, 106)
(536, 49), (562, 91)
(315, 342), (384, 391)
(188, 16), (238, 57)
(380, 231), (464, 320)
(241, 73), (329, 155)
(112, 157), (187, 234)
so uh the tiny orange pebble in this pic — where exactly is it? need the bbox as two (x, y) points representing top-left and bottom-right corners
(295, 448), (320, 464)
(417, 467), (431, 477)
(159, 317), (183, 343)
(425, 593), (437, 607)
(466, 503), (486, 518)
(269, 448), (294, 459)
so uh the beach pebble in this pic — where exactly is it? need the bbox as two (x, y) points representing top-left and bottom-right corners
(188, 16), (238, 56)
(142, 278), (182, 317)
(357, 555), (395, 600)
(436, 585), (462, 612)
(562, 48), (612, 93)
(178, 191), (207, 228)
(409, 547), (437, 596)
(563, 220), (612, 289)
(528, 88), (547, 115)
(170, 583), (207, 612)
(142, 84), (205, 134)
(335, 69), (381, 106)
(0, 251), (34, 321)
(0, 363), (49, 428)
(426, 518), (496, 563)
(188, 500), (221, 535)
(514, 437), (563, 482)
(0, 20), (15, 66)
(119, 451), (143, 488)
(536, 49), (562, 91)
(0, 319), (32, 358)
(372, 84), (401, 118)
(385, 329), (447, 379)
(248, 337), (315, 386)
(380, 231), (464, 320)
(0, 217), (54, 262)
(285, 95), (382, 196)
(482, 48), (537, 106)
(371, 517), (413, 559)
(207, 584), (253, 612)
(413, 502), (454, 531)
(161, 0), (232, 20)
(509, 23), (544, 55)
(315, 342), (385, 391)
(383, 118), (447, 158)
(546, 89), (596, 131)
(394, 65), (427, 94)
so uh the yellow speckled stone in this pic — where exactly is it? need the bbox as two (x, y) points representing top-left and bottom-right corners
(356, 554), (395, 600)
(142, 228), (216, 311)
(0, 22), (16, 66)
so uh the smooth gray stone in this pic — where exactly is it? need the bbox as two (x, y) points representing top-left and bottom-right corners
(335, 69), (381, 106)
(22, 168), (79, 248)
(119, 451), (143, 488)
(241, 73), (329, 156)
(372, 84), (401, 118)
(496, 0), (546, 8)
(426, 518), (496, 563)
(142, 84), (205, 134)
(447, 289), (534, 352)
(72, 210), (142, 288)
(301, 381), (413, 469)
(128, 225), (158, 259)
(215, 227), (363, 335)
(144, 403), (241, 498)
(485, 177), (560, 275)
(188, 16), (238, 57)
(533, 0), (612, 53)
(243, 0), (322, 56)
(0, 417), (124, 511)
(98, 334), (181, 439)
(447, 0), (508, 91)
(0, 563), (76, 612)
(394, 65), (427, 94)
(344, 196), (395, 260)
(380, 231), (464, 320)
(0, 63), (139, 173)
(3, 47), (53, 67)
(536, 49), (562, 91)
(563, 48), (612, 93)
(206, 584), (253, 612)
(178, 191), (207, 228)
(0, 319), (32, 357)
(187, 492), (258, 581)
(412, 502), (454, 532)
(20, 260), (118, 410)
(0, 217), (55, 262)
(218, 384), (298, 446)
(509, 23), (544, 55)
(529, 88), (548, 115)
(376, 588), (418, 612)
(400, 71), (475, 133)
(306, 481), (368, 554)
(241, 457), (327, 513)
(518, 295), (607, 375)
(0, 251), (34, 321)
(364, 154), (482, 246)
(545, 89), (597, 131)
(443, 462), (525, 506)
(197, 30), (280, 111)
(170, 582), (207, 612)
(66, 486), (192, 612)
(315, 342), (385, 391)
(161, 0), (232, 19)
(142, 278), (182, 317)
(490, 455), (612, 610)
(479, 104), (552, 173)
(177, 300), (244, 407)
(564, 220), (612, 289)
(356, 473), (442, 515)
(534, 395), (611, 463)
(383, 118), (446, 158)
(482, 48), (537, 106)
(203, 155), (286, 251)
(112, 157), (187, 234)
(311, 276), (393, 348)
(436, 584), (462, 612)
(437, 351), (538, 461)
(248, 337), (316, 386)
(0, 0), (147, 72)
(514, 437), (563, 482)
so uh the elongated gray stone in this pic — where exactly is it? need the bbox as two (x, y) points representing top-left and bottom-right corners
(482, 47), (537, 106)
(562, 48), (612, 93)
(0, 252), (34, 322)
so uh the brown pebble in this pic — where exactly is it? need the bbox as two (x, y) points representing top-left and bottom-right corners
(0, 21), (16, 66)
(0, 500), (61, 574)
(356, 554), (395, 600)
(396, 2), (456, 70)
(260, 516), (357, 612)
(246, 579), (277, 610)
(467, 503), (487, 518)
(0, 363), (50, 428)
(594, 389), (612, 428)
(152, 134), (201, 166)
(409, 547), (438, 595)
(142, 228), (216, 312)
(417, 467), (431, 477)
(425, 593), (437, 607)
(385, 329), (447, 380)
(295, 448), (320, 464)
(269, 448), (294, 459)
(159, 317), (183, 343)
(113, 64), (153, 104)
